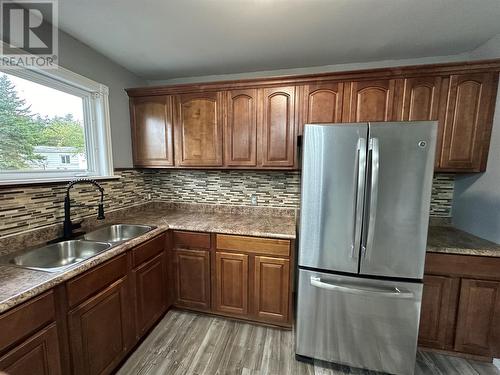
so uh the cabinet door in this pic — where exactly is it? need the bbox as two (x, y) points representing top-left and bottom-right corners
(214, 252), (249, 316)
(396, 77), (441, 121)
(131, 96), (174, 167)
(225, 89), (258, 166)
(133, 252), (168, 338)
(260, 86), (296, 167)
(174, 92), (223, 166)
(300, 82), (344, 135)
(173, 249), (211, 311)
(439, 73), (495, 171)
(418, 275), (459, 350)
(454, 279), (500, 357)
(253, 256), (290, 324)
(68, 277), (132, 375)
(343, 80), (396, 122)
(0, 324), (61, 375)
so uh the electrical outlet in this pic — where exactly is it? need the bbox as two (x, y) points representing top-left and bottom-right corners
(250, 195), (257, 205)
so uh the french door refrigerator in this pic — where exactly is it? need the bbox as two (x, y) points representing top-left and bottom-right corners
(295, 121), (437, 375)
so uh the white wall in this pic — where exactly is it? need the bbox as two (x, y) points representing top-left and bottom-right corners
(57, 30), (146, 168)
(149, 53), (470, 85)
(452, 35), (500, 243)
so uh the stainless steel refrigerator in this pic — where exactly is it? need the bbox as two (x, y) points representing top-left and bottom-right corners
(295, 121), (437, 375)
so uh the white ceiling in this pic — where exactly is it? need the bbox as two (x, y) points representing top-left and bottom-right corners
(56, 0), (500, 80)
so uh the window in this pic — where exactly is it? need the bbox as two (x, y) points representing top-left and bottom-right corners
(0, 65), (113, 184)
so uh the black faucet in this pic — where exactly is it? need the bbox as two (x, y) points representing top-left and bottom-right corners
(63, 178), (105, 239)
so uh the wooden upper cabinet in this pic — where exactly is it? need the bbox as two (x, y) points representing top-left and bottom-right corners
(439, 73), (496, 172)
(225, 89), (258, 166)
(260, 86), (296, 167)
(127, 62), (499, 173)
(454, 279), (500, 357)
(130, 96), (174, 167)
(299, 82), (344, 134)
(174, 92), (223, 167)
(395, 77), (441, 121)
(343, 80), (396, 122)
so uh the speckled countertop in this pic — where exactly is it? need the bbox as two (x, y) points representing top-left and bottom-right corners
(426, 225), (500, 257)
(1, 202), (499, 315)
(0, 204), (296, 314)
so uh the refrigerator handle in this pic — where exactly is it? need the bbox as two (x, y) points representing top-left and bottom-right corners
(363, 137), (379, 259)
(310, 276), (414, 299)
(351, 138), (366, 258)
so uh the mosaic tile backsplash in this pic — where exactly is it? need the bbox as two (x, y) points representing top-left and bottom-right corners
(0, 170), (150, 237)
(0, 170), (454, 238)
(146, 170), (301, 208)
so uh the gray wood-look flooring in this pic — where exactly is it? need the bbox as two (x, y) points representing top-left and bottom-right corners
(117, 310), (500, 375)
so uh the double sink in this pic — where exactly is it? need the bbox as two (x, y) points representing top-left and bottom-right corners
(0, 224), (155, 273)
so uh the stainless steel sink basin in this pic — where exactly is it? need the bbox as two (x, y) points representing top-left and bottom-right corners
(83, 224), (154, 243)
(1, 240), (111, 272)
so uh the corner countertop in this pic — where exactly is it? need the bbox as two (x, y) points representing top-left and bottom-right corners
(0, 205), (296, 314)
(426, 225), (500, 258)
(2, 203), (499, 316)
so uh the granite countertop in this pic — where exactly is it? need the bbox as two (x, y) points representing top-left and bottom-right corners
(2, 202), (499, 315)
(426, 225), (500, 257)
(0, 205), (296, 314)
(116, 208), (297, 240)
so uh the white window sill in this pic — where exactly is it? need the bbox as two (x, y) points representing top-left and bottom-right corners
(0, 175), (120, 187)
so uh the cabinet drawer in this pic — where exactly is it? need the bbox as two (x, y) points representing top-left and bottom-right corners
(67, 254), (128, 308)
(173, 231), (211, 250)
(425, 253), (500, 281)
(132, 234), (165, 268)
(0, 291), (55, 353)
(216, 234), (290, 257)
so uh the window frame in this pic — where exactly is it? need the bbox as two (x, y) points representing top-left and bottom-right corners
(0, 64), (114, 185)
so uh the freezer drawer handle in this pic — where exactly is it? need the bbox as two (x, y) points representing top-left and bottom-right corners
(310, 276), (414, 299)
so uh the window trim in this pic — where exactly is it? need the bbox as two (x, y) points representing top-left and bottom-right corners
(0, 64), (114, 184)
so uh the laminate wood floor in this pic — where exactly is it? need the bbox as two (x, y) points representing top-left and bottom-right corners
(117, 310), (500, 375)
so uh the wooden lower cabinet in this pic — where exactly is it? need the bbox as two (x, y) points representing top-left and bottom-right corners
(172, 231), (293, 327)
(68, 277), (133, 375)
(173, 249), (211, 311)
(133, 252), (168, 337)
(418, 275), (459, 349)
(420, 253), (500, 360)
(214, 252), (249, 315)
(454, 279), (500, 357)
(0, 231), (293, 375)
(0, 324), (62, 375)
(253, 256), (290, 324)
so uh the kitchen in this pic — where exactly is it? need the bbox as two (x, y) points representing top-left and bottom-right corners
(1, 1), (500, 374)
